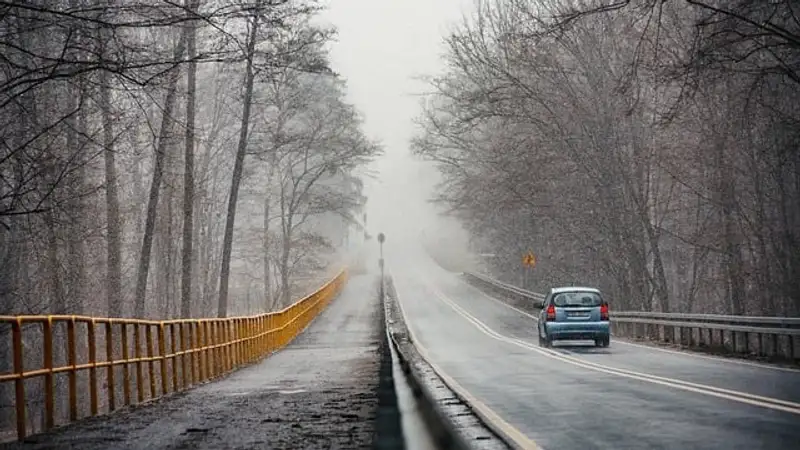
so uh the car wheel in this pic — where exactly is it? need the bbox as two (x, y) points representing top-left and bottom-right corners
(539, 333), (550, 348)
(602, 337), (610, 348)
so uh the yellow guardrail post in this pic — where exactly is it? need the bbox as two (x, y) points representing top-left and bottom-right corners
(134, 324), (144, 403)
(170, 323), (178, 391)
(67, 317), (77, 421)
(158, 323), (168, 396)
(197, 321), (205, 383)
(212, 320), (219, 378)
(190, 321), (198, 385)
(121, 322), (131, 406)
(43, 317), (54, 430)
(203, 320), (210, 380)
(146, 325), (155, 399)
(88, 319), (98, 416)
(180, 322), (189, 388)
(13, 318), (25, 439)
(106, 320), (116, 412)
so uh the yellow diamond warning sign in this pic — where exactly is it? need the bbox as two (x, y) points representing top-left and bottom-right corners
(523, 251), (536, 268)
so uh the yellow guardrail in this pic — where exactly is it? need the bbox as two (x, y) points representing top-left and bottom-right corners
(0, 268), (348, 441)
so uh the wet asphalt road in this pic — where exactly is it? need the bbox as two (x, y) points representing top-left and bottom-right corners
(390, 245), (800, 450)
(5, 273), (382, 450)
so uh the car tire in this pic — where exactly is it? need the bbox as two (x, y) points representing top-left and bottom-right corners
(602, 337), (610, 348)
(539, 333), (550, 348)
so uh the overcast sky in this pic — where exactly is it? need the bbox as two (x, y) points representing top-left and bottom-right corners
(319, 0), (473, 246)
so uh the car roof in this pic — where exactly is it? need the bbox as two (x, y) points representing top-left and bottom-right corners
(550, 286), (602, 294)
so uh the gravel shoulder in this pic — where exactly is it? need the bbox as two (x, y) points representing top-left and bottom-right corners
(3, 273), (382, 450)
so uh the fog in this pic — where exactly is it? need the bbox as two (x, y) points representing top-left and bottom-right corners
(320, 0), (473, 256)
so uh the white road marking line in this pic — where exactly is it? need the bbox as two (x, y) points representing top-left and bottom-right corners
(423, 279), (800, 416)
(610, 339), (800, 374)
(463, 278), (800, 374)
(391, 275), (543, 450)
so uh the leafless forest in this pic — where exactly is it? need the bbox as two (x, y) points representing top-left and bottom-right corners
(0, 0), (378, 433)
(414, 0), (800, 316)
(0, 0), (378, 319)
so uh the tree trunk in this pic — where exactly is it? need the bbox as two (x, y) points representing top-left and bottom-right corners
(181, 0), (199, 319)
(66, 44), (86, 316)
(263, 196), (272, 311)
(134, 33), (186, 318)
(100, 34), (122, 317)
(217, 11), (260, 318)
(280, 232), (292, 306)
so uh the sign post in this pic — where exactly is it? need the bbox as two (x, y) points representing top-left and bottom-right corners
(522, 251), (536, 288)
(378, 232), (386, 298)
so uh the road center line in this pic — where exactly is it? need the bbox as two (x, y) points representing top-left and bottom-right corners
(461, 277), (800, 374)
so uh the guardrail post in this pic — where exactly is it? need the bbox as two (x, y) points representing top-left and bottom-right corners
(190, 321), (198, 385)
(195, 320), (206, 383)
(170, 323), (178, 391)
(180, 322), (189, 388)
(146, 325), (155, 399)
(246, 318), (253, 363)
(121, 323), (131, 406)
(88, 319), (98, 416)
(223, 320), (229, 370)
(743, 332), (750, 355)
(230, 319), (238, 368)
(67, 317), (77, 421)
(205, 321), (213, 379)
(158, 324), (168, 395)
(134, 324), (144, 403)
(771, 334), (778, 358)
(216, 320), (223, 374)
(203, 321), (211, 381)
(12, 319), (25, 440)
(106, 321), (116, 412)
(255, 316), (262, 359)
(266, 315), (273, 353)
(43, 317), (54, 430)
(221, 321), (229, 373)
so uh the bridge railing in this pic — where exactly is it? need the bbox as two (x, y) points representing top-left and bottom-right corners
(463, 271), (799, 362)
(0, 269), (348, 442)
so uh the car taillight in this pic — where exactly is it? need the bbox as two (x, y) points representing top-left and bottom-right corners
(600, 304), (609, 321)
(546, 304), (556, 321)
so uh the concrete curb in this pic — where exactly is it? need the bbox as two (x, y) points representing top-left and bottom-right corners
(373, 276), (405, 450)
(382, 275), (510, 450)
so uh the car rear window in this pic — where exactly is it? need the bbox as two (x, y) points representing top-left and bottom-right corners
(553, 292), (603, 307)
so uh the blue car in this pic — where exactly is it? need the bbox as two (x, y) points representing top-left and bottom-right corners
(537, 287), (610, 348)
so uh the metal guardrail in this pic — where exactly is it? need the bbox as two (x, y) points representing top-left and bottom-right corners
(0, 269), (348, 442)
(463, 271), (799, 362)
(465, 272), (545, 306)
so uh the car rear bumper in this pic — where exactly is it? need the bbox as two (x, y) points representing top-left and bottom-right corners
(546, 321), (610, 340)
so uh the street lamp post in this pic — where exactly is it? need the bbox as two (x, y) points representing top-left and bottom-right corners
(378, 232), (385, 298)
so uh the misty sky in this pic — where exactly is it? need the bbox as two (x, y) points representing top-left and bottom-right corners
(319, 0), (472, 246)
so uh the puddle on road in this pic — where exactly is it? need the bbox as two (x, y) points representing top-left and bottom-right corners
(225, 386), (309, 396)
(278, 389), (307, 395)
